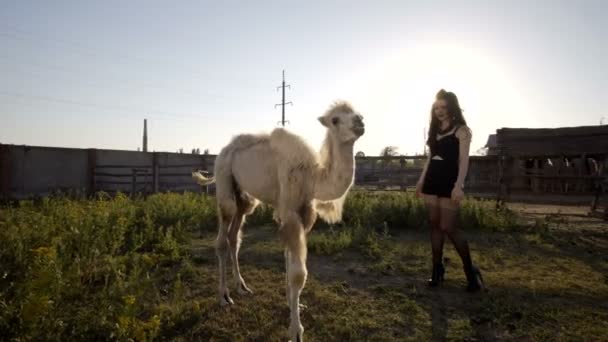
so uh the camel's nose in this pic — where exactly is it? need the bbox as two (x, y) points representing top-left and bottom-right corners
(353, 114), (364, 127)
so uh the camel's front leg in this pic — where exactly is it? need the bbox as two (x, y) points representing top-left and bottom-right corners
(281, 215), (307, 342)
(285, 248), (291, 305)
(285, 248), (308, 311)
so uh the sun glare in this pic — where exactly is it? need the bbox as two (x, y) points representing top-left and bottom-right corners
(346, 42), (530, 154)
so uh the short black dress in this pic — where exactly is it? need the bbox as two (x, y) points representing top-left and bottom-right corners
(422, 127), (462, 198)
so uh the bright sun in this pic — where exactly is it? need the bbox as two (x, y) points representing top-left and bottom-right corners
(343, 42), (530, 155)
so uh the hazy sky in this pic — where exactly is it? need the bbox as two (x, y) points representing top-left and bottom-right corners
(1, 0), (606, 155)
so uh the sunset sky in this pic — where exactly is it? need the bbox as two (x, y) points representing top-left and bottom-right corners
(1, 0), (606, 155)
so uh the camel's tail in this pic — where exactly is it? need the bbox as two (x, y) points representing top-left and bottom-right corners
(192, 171), (216, 186)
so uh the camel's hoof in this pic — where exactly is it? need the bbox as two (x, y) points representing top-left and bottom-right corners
(237, 283), (254, 295)
(220, 294), (234, 306)
(289, 324), (304, 342)
(288, 334), (303, 342)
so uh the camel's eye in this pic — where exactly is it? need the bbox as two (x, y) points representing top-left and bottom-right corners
(331, 117), (339, 125)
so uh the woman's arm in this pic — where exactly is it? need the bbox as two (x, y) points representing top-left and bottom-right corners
(415, 156), (430, 197)
(417, 157), (431, 186)
(455, 126), (473, 188)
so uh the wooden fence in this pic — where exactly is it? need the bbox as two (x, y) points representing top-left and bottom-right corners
(354, 154), (607, 218)
(93, 161), (214, 195)
(1, 143), (606, 218)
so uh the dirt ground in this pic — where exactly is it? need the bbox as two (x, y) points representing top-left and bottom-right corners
(185, 203), (608, 341)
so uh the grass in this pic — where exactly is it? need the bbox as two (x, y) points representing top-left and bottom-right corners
(1, 191), (607, 341)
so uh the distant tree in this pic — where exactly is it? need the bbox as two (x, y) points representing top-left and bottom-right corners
(179, 148), (183, 154)
(203, 148), (210, 155)
(191, 148), (196, 154)
(355, 151), (365, 158)
(380, 146), (400, 166)
(474, 147), (488, 156)
(196, 148), (200, 154)
(380, 146), (399, 157)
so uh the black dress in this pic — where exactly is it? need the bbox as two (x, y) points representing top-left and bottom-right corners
(422, 128), (461, 198)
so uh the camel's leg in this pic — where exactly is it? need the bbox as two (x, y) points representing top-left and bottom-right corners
(285, 247), (291, 305)
(216, 205), (235, 306)
(228, 211), (253, 295)
(280, 212), (307, 342)
(294, 202), (315, 311)
(284, 203), (315, 310)
(284, 248), (307, 311)
(300, 202), (317, 233)
(228, 196), (258, 295)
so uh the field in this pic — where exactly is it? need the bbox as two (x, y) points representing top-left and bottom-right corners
(1, 192), (607, 341)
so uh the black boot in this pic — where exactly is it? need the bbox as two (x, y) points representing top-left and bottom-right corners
(464, 265), (484, 292)
(428, 263), (445, 287)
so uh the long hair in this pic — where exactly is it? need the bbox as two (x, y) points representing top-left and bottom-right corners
(426, 89), (467, 151)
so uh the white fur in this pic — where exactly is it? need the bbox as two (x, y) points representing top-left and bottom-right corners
(193, 101), (364, 342)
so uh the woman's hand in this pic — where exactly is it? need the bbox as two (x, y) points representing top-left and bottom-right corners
(451, 184), (465, 203)
(415, 182), (423, 198)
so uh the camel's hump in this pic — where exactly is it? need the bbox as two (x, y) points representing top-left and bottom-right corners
(269, 128), (318, 165)
(226, 133), (270, 151)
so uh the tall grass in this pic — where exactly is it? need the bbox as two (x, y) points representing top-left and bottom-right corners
(309, 192), (517, 256)
(0, 192), (214, 340)
(0, 191), (515, 340)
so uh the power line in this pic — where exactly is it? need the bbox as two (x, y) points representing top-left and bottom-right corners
(0, 24), (268, 89)
(0, 90), (215, 121)
(0, 56), (259, 103)
(275, 70), (292, 127)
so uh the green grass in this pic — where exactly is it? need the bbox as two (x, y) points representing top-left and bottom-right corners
(1, 192), (607, 341)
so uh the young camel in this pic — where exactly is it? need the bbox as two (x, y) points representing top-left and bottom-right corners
(192, 101), (365, 341)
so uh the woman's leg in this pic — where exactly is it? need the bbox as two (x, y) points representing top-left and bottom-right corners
(424, 195), (443, 265)
(424, 195), (445, 286)
(438, 198), (483, 291)
(437, 198), (472, 269)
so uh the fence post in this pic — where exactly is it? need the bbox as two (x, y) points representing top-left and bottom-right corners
(87, 149), (97, 197)
(131, 169), (136, 196)
(0, 144), (10, 199)
(497, 154), (506, 208)
(153, 153), (159, 193)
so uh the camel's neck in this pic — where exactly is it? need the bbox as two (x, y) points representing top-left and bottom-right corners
(314, 133), (355, 201)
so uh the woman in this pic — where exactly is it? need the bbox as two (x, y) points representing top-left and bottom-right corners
(415, 89), (484, 292)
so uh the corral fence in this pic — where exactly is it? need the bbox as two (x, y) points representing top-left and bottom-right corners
(1, 142), (606, 218)
(0, 144), (215, 198)
(354, 155), (498, 198)
(493, 126), (608, 219)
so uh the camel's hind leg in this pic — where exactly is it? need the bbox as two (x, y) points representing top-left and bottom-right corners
(228, 195), (258, 295)
(215, 204), (235, 306)
(215, 202), (237, 306)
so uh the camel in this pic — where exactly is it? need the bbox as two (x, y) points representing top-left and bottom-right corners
(192, 101), (365, 341)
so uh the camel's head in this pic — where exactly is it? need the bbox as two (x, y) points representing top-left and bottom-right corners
(318, 101), (365, 143)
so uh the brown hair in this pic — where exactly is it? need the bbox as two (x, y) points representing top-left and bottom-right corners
(426, 89), (467, 150)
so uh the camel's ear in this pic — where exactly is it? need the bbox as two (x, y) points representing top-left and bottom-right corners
(318, 116), (330, 127)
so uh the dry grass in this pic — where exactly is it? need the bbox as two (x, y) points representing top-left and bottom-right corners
(1, 192), (607, 341)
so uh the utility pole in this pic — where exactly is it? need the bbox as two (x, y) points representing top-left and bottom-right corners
(275, 70), (292, 126)
(143, 119), (148, 152)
